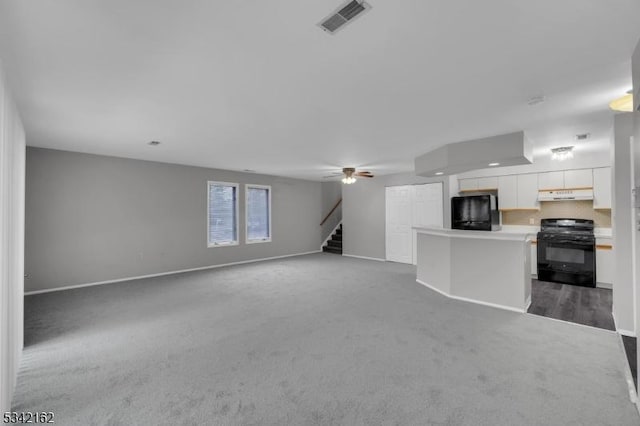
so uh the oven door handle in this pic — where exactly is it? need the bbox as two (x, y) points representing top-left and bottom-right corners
(540, 239), (594, 246)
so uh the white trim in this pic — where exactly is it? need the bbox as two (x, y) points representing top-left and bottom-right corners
(342, 254), (385, 262)
(596, 282), (613, 290)
(24, 251), (321, 296)
(207, 181), (240, 247)
(245, 184), (272, 244)
(525, 312), (617, 334)
(416, 279), (526, 313)
(613, 311), (637, 337)
(525, 295), (532, 312)
(320, 220), (342, 250)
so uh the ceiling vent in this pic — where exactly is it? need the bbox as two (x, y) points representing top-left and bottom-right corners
(318, 0), (371, 34)
(575, 133), (590, 141)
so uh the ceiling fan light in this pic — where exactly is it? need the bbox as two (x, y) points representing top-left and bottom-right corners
(609, 93), (633, 112)
(342, 176), (356, 184)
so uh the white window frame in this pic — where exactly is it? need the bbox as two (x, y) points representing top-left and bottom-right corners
(245, 184), (272, 244)
(207, 181), (239, 248)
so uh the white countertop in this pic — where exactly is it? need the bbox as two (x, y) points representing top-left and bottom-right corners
(414, 226), (532, 241)
(414, 225), (612, 240)
(499, 225), (612, 238)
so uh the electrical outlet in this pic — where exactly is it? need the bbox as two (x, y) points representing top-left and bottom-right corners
(529, 218), (535, 225)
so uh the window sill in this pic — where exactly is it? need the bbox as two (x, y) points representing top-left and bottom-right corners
(207, 241), (239, 248)
(246, 239), (272, 244)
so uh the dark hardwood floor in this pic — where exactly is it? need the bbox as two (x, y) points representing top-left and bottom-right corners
(622, 336), (638, 390)
(528, 279), (638, 389)
(527, 279), (615, 331)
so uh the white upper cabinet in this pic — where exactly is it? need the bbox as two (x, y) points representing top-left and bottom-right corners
(564, 169), (593, 189)
(477, 177), (498, 190)
(497, 175), (517, 209)
(538, 169), (593, 190)
(459, 177), (498, 192)
(497, 174), (539, 210)
(516, 173), (539, 209)
(459, 178), (478, 191)
(592, 167), (612, 209)
(538, 171), (564, 190)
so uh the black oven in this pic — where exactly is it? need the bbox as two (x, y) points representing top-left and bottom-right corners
(537, 218), (596, 287)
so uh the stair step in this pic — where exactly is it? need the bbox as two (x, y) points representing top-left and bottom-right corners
(331, 234), (342, 242)
(327, 240), (342, 249)
(322, 246), (342, 255)
(335, 229), (342, 235)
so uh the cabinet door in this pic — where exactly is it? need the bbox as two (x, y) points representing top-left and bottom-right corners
(593, 167), (612, 209)
(517, 174), (539, 209)
(385, 186), (413, 264)
(459, 178), (478, 191)
(497, 175), (517, 210)
(477, 177), (498, 190)
(564, 169), (593, 189)
(596, 245), (613, 285)
(538, 171), (564, 190)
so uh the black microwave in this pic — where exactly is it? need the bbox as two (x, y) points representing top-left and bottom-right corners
(451, 195), (501, 231)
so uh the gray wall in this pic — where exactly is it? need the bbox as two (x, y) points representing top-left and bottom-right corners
(25, 148), (322, 292)
(320, 181), (342, 242)
(342, 172), (450, 260)
(0, 63), (25, 413)
(612, 113), (635, 334)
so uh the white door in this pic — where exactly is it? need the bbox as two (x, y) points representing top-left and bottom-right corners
(411, 183), (444, 264)
(385, 186), (413, 264)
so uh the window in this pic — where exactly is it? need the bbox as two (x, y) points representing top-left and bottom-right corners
(246, 184), (271, 243)
(207, 181), (239, 247)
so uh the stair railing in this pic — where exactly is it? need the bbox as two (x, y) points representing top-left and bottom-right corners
(320, 198), (342, 226)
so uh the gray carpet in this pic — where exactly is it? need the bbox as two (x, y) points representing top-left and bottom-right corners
(13, 253), (639, 425)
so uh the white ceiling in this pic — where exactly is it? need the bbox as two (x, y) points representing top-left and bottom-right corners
(0, 0), (639, 180)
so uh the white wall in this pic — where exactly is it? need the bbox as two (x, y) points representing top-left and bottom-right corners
(612, 113), (635, 335)
(0, 62), (26, 412)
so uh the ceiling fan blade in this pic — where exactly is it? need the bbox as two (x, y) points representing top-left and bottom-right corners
(355, 171), (374, 177)
(322, 174), (341, 178)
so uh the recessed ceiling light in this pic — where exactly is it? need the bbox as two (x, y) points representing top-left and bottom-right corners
(488, 162), (500, 167)
(435, 172), (444, 176)
(148, 141), (161, 146)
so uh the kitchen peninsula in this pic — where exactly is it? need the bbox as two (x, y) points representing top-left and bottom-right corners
(415, 227), (533, 312)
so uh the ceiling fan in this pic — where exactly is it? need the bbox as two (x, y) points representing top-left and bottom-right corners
(323, 167), (374, 184)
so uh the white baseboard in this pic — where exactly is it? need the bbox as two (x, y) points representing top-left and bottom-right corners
(528, 313), (616, 334)
(25, 250), (321, 296)
(597, 282), (613, 290)
(320, 221), (342, 251)
(416, 279), (526, 314)
(342, 254), (386, 262)
(612, 312), (637, 337)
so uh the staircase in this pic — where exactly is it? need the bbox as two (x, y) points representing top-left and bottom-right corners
(322, 224), (342, 255)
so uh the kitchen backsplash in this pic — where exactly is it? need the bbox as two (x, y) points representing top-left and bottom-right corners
(501, 200), (611, 228)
